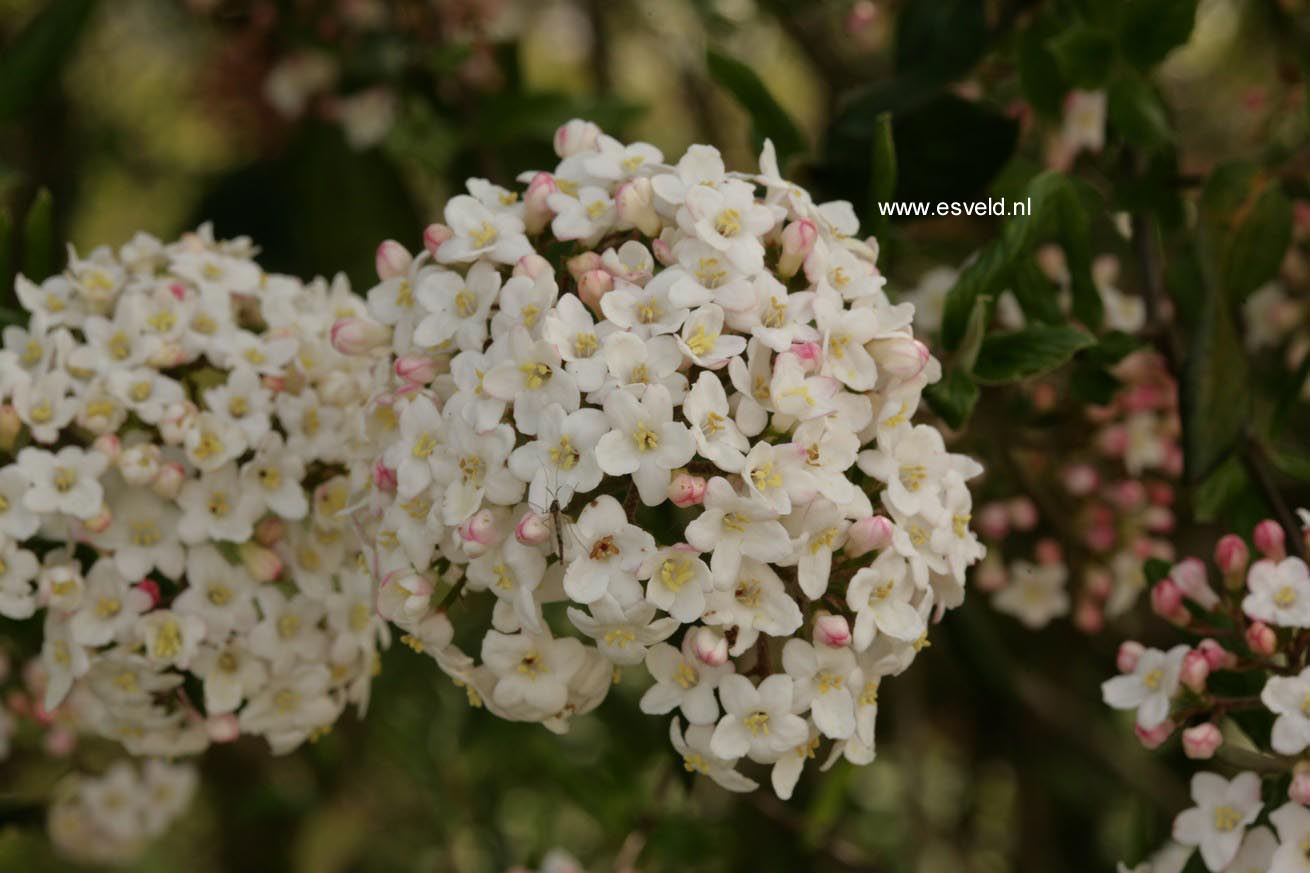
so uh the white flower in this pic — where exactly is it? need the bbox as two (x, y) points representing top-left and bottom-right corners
(1102, 644), (1189, 729)
(857, 423), (950, 518)
(600, 270), (688, 338)
(640, 639), (733, 725)
(641, 545), (712, 624)
(177, 463), (262, 543)
(542, 294), (612, 392)
(683, 370), (748, 472)
(0, 466), (40, 539)
(482, 326), (579, 436)
(481, 630), (585, 717)
(172, 545), (258, 638)
(847, 551), (926, 650)
(0, 538), (39, 619)
(1172, 772), (1262, 872)
(430, 412), (521, 524)
(1270, 803), (1310, 873)
(681, 179), (775, 273)
(1224, 826), (1277, 873)
(69, 560), (150, 647)
(677, 304), (746, 369)
(782, 639), (857, 739)
(137, 609), (206, 669)
(669, 717), (757, 792)
(651, 144), (725, 205)
(17, 446), (107, 520)
(239, 664), (341, 754)
(562, 495), (654, 604)
(567, 594), (678, 665)
(684, 477), (790, 585)
(508, 405), (607, 511)
(1244, 558), (1310, 627)
(437, 195), (532, 265)
(594, 384), (695, 506)
(1262, 667), (1310, 755)
(548, 185), (615, 241)
(710, 673), (808, 761)
(413, 262), (500, 350)
(992, 561), (1070, 629)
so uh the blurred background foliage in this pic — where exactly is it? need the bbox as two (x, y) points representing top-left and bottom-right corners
(1, 0), (1309, 871)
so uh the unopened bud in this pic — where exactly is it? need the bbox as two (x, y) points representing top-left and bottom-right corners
(578, 269), (614, 313)
(1246, 621), (1277, 656)
(1254, 519), (1287, 560)
(977, 503), (1009, 541)
(255, 516), (285, 546)
(331, 317), (390, 356)
(151, 462), (186, 499)
(554, 118), (600, 158)
(1134, 719), (1174, 750)
(814, 613), (852, 648)
(43, 727), (76, 758)
(92, 433), (121, 464)
(1197, 638), (1236, 671)
(1116, 640), (1145, 673)
(789, 340), (822, 373)
(1073, 598), (1103, 633)
(372, 460), (397, 493)
(515, 511), (553, 546)
(514, 253), (553, 280)
(135, 580), (162, 609)
(652, 237), (676, 266)
(119, 444), (162, 485)
(871, 336), (931, 381)
(0, 405), (20, 451)
(207, 714), (240, 744)
(1062, 462), (1099, 496)
(1151, 579), (1189, 626)
(846, 515), (894, 557)
(159, 402), (197, 445)
(395, 354), (440, 385)
(976, 555), (1008, 592)
(777, 219), (818, 278)
(615, 177), (661, 236)
(1172, 558), (1220, 611)
(375, 240), (412, 281)
(1214, 534), (1250, 586)
(240, 542), (283, 582)
(524, 173), (558, 234)
(1181, 723), (1222, 760)
(1035, 538), (1063, 566)
(668, 472), (707, 508)
(1007, 497), (1039, 531)
(423, 223), (452, 257)
(691, 627), (729, 667)
(1180, 650), (1210, 693)
(458, 509), (501, 556)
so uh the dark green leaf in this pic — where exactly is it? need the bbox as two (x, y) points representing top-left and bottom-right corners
(0, 0), (97, 122)
(1181, 266), (1250, 482)
(1272, 451), (1310, 482)
(1085, 331), (1144, 365)
(1199, 162), (1293, 304)
(894, 0), (987, 82)
(1193, 454), (1250, 522)
(706, 49), (806, 166)
(958, 294), (991, 371)
(972, 325), (1095, 384)
(1119, 0), (1198, 69)
(924, 369), (979, 430)
(1068, 361), (1122, 405)
(1011, 258), (1065, 324)
(1144, 558), (1172, 585)
(890, 94), (1019, 204)
(1049, 26), (1115, 89)
(22, 188), (54, 280)
(1108, 74), (1172, 149)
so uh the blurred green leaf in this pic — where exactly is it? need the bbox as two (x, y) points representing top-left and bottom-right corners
(1068, 361), (1121, 405)
(706, 49), (806, 166)
(1181, 262), (1250, 482)
(924, 368), (979, 430)
(1200, 163), (1293, 305)
(22, 188), (54, 280)
(1193, 454), (1250, 522)
(0, 0), (97, 122)
(894, 0), (987, 82)
(1143, 558), (1172, 585)
(1049, 26), (1115, 89)
(1018, 21), (1068, 117)
(1084, 330), (1145, 365)
(958, 294), (991, 371)
(1011, 258), (1065, 324)
(1108, 74), (1171, 150)
(972, 325), (1095, 384)
(1272, 451), (1310, 482)
(1118, 0), (1198, 70)
(868, 111), (896, 235)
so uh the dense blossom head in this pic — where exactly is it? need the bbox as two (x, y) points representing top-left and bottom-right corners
(346, 121), (985, 796)
(0, 227), (383, 759)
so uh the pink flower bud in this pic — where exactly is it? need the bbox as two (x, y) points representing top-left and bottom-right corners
(615, 177), (661, 236)
(151, 462), (186, 500)
(1113, 480), (1147, 511)
(92, 433), (121, 463)
(789, 340), (823, 373)
(1116, 641), (1145, 673)
(1254, 519), (1287, 560)
(578, 268), (614, 313)
(1007, 497), (1038, 531)
(395, 354), (440, 385)
(1197, 638), (1236, 671)
(1150, 579), (1187, 624)
(524, 173), (558, 234)
(1291, 764), (1310, 805)
(1060, 463), (1099, 496)
(667, 472), (707, 508)
(554, 119), (600, 157)
(871, 336), (931, 381)
(255, 516), (285, 546)
(375, 240), (412, 280)
(1084, 567), (1113, 601)
(1135, 719), (1174, 749)
(1148, 482), (1174, 506)
(1073, 598), (1103, 634)
(691, 627), (729, 667)
(515, 511), (553, 546)
(814, 613), (852, 648)
(81, 505), (113, 534)
(1085, 518), (1117, 553)
(458, 509), (501, 555)
(514, 253), (553, 280)
(372, 460), (397, 493)
(976, 503), (1009, 541)
(652, 237), (676, 266)
(207, 714), (240, 744)
(1180, 650), (1210, 693)
(976, 556), (1008, 592)
(1098, 424), (1128, 457)
(330, 317), (390, 356)
(567, 251), (603, 281)
(0, 404), (20, 451)
(1181, 723), (1222, 760)
(1214, 534), (1250, 581)
(1170, 557), (1219, 610)
(1035, 538), (1063, 566)
(423, 223), (452, 257)
(135, 580), (162, 609)
(240, 542), (283, 582)
(777, 219), (818, 279)
(845, 515), (894, 557)
(1246, 621), (1277, 656)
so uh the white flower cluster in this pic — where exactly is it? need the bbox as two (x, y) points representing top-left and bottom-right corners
(47, 758), (197, 866)
(0, 227), (384, 757)
(347, 120), (985, 797)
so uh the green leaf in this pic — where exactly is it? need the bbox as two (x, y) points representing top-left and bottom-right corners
(1017, 22), (1068, 117)
(972, 325), (1095, 384)
(1010, 258), (1065, 324)
(1068, 361), (1122, 405)
(1200, 163), (1294, 304)
(868, 111), (896, 236)
(1272, 451), (1310, 482)
(1108, 74), (1172, 150)
(1084, 330), (1144, 365)
(1193, 454), (1250, 522)
(0, 0), (98, 123)
(1143, 558), (1172, 586)
(21, 188), (54, 280)
(1049, 26), (1115, 89)
(1181, 268), (1250, 482)
(1119, 0), (1198, 69)
(958, 294), (991, 371)
(706, 49), (806, 167)
(894, 0), (987, 82)
(924, 368), (979, 430)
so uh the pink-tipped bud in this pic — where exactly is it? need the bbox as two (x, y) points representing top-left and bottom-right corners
(514, 253), (553, 280)
(1172, 557), (1220, 611)
(777, 219), (818, 278)
(159, 401), (197, 446)
(1007, 497), (1039, 531)
(1215, 534), (1250, 584)
(554, 119), (600, 158)
(1113, 480), (1147, 511)
(515, 511), (553, 547)
(814, 613), (852, 648)
(578, 268), (614, 313)
(1197, 638), (1236, 672)
(1291, 763), (1310, 805)
(1035, 538), (1063, 566)
(976, 556), (1008, 592)
(375, 240), (412, 280)
(81, 505), (113, 534)
(977, 503), (1009, 541)
(151, 462), (186, 500)
(789, 340), (823, 373)
(1180, 650), (1210, 693)
(845, 515), (894, 557)
(135, 580), (162, 609)
(1254, 519), (1287, 560)
(240, 542), (283, 582)
(668, 472), (707, 508)
(458, 509), (501, 556)
(1148, 482), (1174, 506)
(92, 433), (121, 463)
(524, 173), (558, 234)
(255, 516), (285, 547)
(652, 237), (676, 266)
(1073, 598), (1103, 634)
(1135, 719), (1175, 749)
(1246, 621), (1277, 656)
(691, 627), (729, 667)
(207, 714), (240, 744)
(1116, 641), (1145, 674)
(330, 317), (390, 356)
(1084, 567), (1113, 601)
(0, 405), (20, 451)
(423, 223), (453, 257)
(1061, 463), (1100, 497)
(1150, 579), (1188, 625)
(395, 354), (439, 385)
(871, 336), (931, 381)
(615, 177), (661, 236)
(566, 251), (603, 282)
(1181, 723), (1222, 760)
(1098, 424), (1128, 457)
(372, 460), (397, 493)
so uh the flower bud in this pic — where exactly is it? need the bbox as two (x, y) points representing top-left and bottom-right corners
(254, 516), (285, 547)
(135, 580), (162, 609)
(423, 223), (453, 257)
(43, 727), (77, 758)
(578, 268), (614, 313)
(1061, 463), (1099, 497)
(375, 240), (412, 281)
(1084, 567), (1112, 601)
(330, 317), (391, 356)
(871, 336), (931, 381)
(240, 542), (283, 582)
(1035, 538), (1063, 566)
(668, 472), (707, 508)
(976, 503), (1009, 541)
(458, 509), (501, 556)
(92, 433), (121, 464)
(1134, 719), (1174, 749)
(159, 401), (197, 445)
(524, 173), (558, 234)
(207, 714), (240, 744)
(814, 613), (852, 648)
(1073, 598), (1103, 634)
(1181, 723), (1222, 760)
(1116, 641), (1144, 673)
(1197, 638), (1236, 671)
(515, 511), (553, 546)
(1113, 480), (1147, 511)
(1150, 579), (1188, 625)
(554, 118), (600, 157)
(1291, 763), (1310, 805)
(691, 627), (729, 667)
(789, 340), (823, 373)
(151, 462), (186, 500)
(1246, 621), (1277, 656)
(567, 251), (604, 282)
(120, 444), (162, 485)
(777, 219), (818, 279)
(395, 354), (440, 385)
(1171, 557), (1220, 611)
(81, 505), (113, 534)
(1180, 650), (1210, 693)
(1007, 497), (1038, 531)
(0, 405), (20, 451)
(975, 556), (1008, 592)
(372, 460), (397, 493)
(845, 515), (894, 557)
(1214, 534), (1250, 585)
(1254, 519), (1287, 560)
(514, 253), (553, 280)
(615, 177), (661, 236)
(652, 237), (675, 266)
